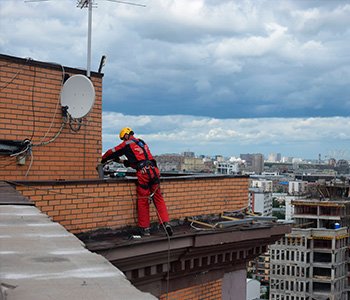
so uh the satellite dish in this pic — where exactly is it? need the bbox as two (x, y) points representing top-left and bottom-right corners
(60, 74), (95, 118)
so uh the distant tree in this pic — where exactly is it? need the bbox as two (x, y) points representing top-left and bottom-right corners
(272, 198), (280, 208)
(261, 286), (269, 299)
(273, 211), (285, 220)
(276, 187), (283, 193)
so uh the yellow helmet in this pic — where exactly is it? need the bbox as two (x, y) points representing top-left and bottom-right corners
(119, 127), (133, 140)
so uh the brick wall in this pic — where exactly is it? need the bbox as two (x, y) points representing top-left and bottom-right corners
(14, 174), (248, 300)
(0, 54), (102, 180)
(162, 177), (248, 218)
(2, 54), (250, 300)
(15, 175), (248, 234)
(159, 279), (222, 300)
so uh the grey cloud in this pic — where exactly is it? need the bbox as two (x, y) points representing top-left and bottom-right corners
(291, 3), (350, 35)
(1, 0), (350, 158)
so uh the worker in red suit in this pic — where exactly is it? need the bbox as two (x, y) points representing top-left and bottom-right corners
(101, 127), (173, 237)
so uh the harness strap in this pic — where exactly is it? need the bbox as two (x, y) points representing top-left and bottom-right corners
(127, 137), (160, 190)
(126, 138), (150, 161)
(137, 160), (155, 170)
(137, 165), (160, 190)
(137, 177), (159, 189)
(137, 182), (150, 190)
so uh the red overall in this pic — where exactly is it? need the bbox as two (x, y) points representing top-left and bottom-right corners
(101, 136), (169, 228)
(136, 166), (169, 228)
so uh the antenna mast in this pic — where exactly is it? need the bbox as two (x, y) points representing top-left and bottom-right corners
(87, 0), (92, 77)
(77, 0), (93, 77)
(76, 0), (145, 77)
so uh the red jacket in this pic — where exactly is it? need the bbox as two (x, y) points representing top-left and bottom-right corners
(101, 136), (155, 170)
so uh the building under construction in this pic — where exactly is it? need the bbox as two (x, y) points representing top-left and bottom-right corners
(270, 181), (350, 300)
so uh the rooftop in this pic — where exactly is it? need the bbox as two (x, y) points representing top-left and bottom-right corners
(0, 182), (156, 300)
(0, 180), (291, 298)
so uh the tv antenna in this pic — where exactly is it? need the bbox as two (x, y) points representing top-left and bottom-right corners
(25, 0), (146, 77)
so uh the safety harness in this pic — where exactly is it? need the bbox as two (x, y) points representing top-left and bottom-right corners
(126, 138), (160, 190)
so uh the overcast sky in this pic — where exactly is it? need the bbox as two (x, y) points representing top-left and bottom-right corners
(1, 0), (350, 159)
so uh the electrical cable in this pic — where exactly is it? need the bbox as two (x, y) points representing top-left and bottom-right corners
(0, 156), (17, 169)
(83, 118), (86, 178)
(29, 64), (37, 141)
(1, 58), (65, 145)
(0, 58), (31, 91)
(0, 139), (32, 169)
(33, 121), (66, 147)
(69, 117), (83, 132)
(81, 116), (93, 178)
(9, 140), (32, 157)
(35, 63), (66, 145)
(1, 61), (66, 177)
(24, 149), (34, 177)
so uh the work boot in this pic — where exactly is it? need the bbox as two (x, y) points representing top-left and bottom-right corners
(163, 222), (173, 237)
(139, 227), (150, 236)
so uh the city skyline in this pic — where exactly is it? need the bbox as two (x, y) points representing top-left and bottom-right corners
(102, 112), (350, 160)
(154, 149), (346, 163)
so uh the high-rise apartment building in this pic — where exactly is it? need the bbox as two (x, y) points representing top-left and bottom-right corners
(216, 161), (240, 175)
(248, 251), (270, 286)
(268, 153), (282, 162)
(251, 179), (273, 192)
(248, 187), (273, 216)
(241, 153), (264, 174)
(270, 226), (348, 300)
(288, 181), (307, 196)
(270, 182), (350, 300)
